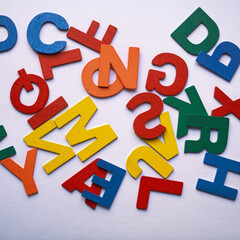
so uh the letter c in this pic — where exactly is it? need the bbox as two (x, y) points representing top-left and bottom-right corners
(27, 12), (69, 54)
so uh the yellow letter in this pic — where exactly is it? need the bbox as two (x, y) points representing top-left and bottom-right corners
(54, 96), (117, 162)
(24, 120), (76, 174)
(126, 146), (174, 179)
(144, 111), (178, 160)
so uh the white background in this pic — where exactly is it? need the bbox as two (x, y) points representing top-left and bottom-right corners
(0, 0), (240, 239)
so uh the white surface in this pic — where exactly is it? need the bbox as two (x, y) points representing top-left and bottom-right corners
(0, 0), (239, 239)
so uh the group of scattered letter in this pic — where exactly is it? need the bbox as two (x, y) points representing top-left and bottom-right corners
(0, 7), (240, 209)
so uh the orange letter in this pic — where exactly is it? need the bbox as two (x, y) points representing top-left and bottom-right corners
(99, 45), (139, 89)
(1, 148), (38, 196)
(81, 58), (124, 98)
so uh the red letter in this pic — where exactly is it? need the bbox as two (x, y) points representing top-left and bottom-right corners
(27, 96), (68, 130)
(146, 53), (188, 96)
(39, 49), (82, 80)
(211, 87), (240, 119)
(126, 92), (165, 139)
(62, 159), (107, 209)
(10, 69), (49, 114)
(137, 176), (183, 209)
(67, 20), (117, 53)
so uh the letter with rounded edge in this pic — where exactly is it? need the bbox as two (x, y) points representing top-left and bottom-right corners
(126, 146), (174, 179)
(146, 53), (188, 96)
(81, 58), (124, 98)
(27, 12), (69, 54)
(196, 41), (240, 81)
(144, 112), (178, 160)
(171, 7), (219, 55)
(10, 69), (49, 114)
(0, 15), (17, 52)
(126, 92), (166, 139)
(185, 114), (229, 154)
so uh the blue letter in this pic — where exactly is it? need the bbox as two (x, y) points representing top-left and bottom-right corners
(0, 15), (17, 52)
(82, 159), (126, 208)
(196, 153), (240, 200)
(27, 12), (69, 54)
(196, 41), (240, 81)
